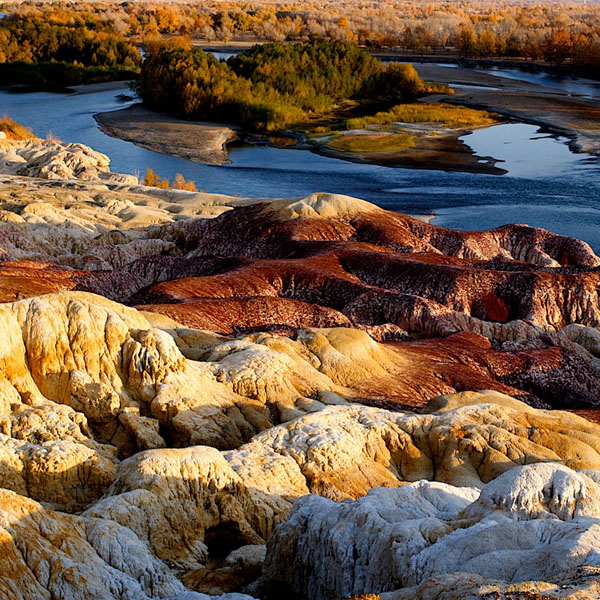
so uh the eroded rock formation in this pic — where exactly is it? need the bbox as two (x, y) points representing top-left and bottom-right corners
(81, 391), (600, 579)
(263, 462), (600, 600)
(0, 137), (137, 183)
(0, 158), (600, 599)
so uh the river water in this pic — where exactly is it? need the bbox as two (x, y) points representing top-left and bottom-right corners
(1, 68), (599, 250)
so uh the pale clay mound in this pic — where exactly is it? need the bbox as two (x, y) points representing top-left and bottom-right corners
(0, 137), (137, 183)
(0, 487), (238, 600)
(0, 291), (596, 598)
(264, 462), (600, 600)
(0, 173), (375, 267)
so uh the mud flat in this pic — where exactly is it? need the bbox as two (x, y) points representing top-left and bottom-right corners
(94, 103), (238, 165)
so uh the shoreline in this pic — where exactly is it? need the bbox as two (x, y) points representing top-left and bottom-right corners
(303, 129), (507, 175)
(412, 63), (600, 156)
(447, 92), (600, 155)
(94, 104), (238, 166)
(96, 104), (506, 175)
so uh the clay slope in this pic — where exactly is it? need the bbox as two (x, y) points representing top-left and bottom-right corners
(3, 372), (600, 598)
(2, 166), (600, 599)
(10, 292), (572, 510)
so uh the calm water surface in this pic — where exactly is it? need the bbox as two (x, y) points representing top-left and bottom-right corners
(1, 82), (599, 250)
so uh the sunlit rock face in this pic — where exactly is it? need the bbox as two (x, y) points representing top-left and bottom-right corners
(1, 182), (600, 408)
(1, 286), (599, 598)
(0, 487), (191, 600)
(0, 137), (137, 182)
(83, 391), (600, 575)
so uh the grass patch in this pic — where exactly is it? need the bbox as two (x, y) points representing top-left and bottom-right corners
(328, 132), (416, 153)
(0, 115), (35, 140)
(345, 103), (498, 130)
(269, 135), (297, 146)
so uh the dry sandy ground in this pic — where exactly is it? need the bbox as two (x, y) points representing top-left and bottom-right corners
(94, 104), (238, 165)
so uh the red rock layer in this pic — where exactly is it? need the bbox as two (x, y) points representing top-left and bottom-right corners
(0, 261), (81, 301)
(2, 199), (600, 410)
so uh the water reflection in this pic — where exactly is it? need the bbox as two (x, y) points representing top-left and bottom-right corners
(462, 123), (586, 179)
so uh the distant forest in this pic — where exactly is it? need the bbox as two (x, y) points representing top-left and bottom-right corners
(1, 0), (597, 72)
(0, 0), (597, 89)
(0, 10), (141, 86)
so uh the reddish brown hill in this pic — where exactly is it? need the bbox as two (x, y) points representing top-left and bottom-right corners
(1, 195), (599, 411)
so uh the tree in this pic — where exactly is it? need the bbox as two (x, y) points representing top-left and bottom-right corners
(457, 24), (477, 58)
(143, 168), (161, 187)
(172, 173), (198, 191)
(476, 29), (496, 58)
(544, 27), (573, 64)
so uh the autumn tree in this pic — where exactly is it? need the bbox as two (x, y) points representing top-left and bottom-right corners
(172, 173), (198, 191)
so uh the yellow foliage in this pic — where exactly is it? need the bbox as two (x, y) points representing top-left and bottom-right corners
(0, 115), (35, 141)
(172, 173), (198, 191)
(143, 168), (197, 191)
(329, 132), (415, 153)
(346, 103), (498, 130)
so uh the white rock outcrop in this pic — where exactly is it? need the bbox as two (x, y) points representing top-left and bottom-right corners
(78, 391), (600, 576)
(263, 463), (600, 600)
(0, 137), (136, 182)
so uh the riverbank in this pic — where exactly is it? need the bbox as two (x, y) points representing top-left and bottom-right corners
(92, 61), (600, 174)
(413, 63), (600, 155)
(96, 103), (505, 175)
(94, 104), (238, 166)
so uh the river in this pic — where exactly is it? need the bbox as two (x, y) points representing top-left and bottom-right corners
(1, 66), (599, 250)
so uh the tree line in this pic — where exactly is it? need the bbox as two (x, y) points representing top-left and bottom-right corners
(3, 1), (595, 71)
(0, 0), (597, 87)
(0, 11), (141, 86)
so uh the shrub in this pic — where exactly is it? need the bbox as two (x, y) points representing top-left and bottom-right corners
(329, 132), (415, 152)
(0, 114), (35, 140)
(345, 103), (497, 130)
(143, 168), (197, 191)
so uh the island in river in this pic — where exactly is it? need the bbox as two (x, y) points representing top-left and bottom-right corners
(95, 39), (512, 175)
(93, 59), (600, 176)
